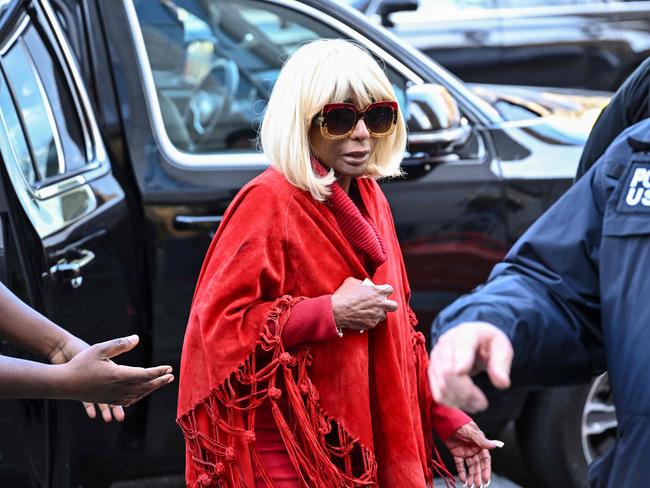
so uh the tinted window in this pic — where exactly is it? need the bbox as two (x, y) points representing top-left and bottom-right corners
(23, 25), (86, 173)
(134, 0), (411, 157)
(3, 39), (61, 180)
(1, 24), (88, 183)
(0, 73), (36, 185)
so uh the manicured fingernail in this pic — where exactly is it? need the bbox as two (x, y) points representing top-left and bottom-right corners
(127, 334), (138, 341)
(485, 480), (491, 487)
(491, 440), (504, 448)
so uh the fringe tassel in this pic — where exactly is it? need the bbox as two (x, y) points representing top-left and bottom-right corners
(411, 315), (457, 488)
(177, 296), (378, 487)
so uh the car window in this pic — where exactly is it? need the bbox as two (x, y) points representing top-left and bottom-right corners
(133, 0), (410, 156)
(0, 71), (36, 185)
(2, 39), (62, 181)
(23, 25), (86, 174)
(1, 24), (88, 184)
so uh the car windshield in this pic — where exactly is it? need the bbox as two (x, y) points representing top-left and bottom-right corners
(133, 0), (338, 152)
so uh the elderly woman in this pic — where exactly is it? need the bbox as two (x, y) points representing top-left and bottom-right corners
(177, 39), (497, 488)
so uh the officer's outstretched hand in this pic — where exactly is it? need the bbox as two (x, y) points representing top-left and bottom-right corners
(50, 335), (174, 422)
(429, 322), (513, 413)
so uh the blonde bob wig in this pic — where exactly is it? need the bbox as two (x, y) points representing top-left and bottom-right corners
(260, 39), (406, 201)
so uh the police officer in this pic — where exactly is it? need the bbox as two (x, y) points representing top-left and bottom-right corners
(428, 118), (650, 486)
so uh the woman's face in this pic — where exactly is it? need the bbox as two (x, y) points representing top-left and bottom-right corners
(309, 102), (378, 181)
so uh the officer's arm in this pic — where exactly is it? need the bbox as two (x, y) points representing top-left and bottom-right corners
(432, 167), (605, 388)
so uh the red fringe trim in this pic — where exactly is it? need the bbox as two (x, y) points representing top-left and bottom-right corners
(178, 298), (457, 487)
(177, 296), (378, 487)
(410, 310), (457, 488)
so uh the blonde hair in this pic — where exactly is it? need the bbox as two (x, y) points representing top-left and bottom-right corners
(260, 39), (406, 201)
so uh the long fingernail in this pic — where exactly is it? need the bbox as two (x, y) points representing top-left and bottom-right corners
(491, 440), (504, 448)
(485, 480), (491, 487)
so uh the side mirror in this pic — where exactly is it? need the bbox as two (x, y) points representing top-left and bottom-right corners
(405, 83), (471, 156)
(379, 0), (418, 28)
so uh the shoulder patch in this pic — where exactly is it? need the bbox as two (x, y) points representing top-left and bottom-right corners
(617, 161), (650, 212)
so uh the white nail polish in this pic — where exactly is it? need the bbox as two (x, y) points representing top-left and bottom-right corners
(485, 480), (491, 487)
(491, 440), (504, 448)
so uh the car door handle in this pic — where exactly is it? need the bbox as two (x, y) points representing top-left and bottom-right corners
(173, 215), (223, 230)
(48, 249), (95, 289)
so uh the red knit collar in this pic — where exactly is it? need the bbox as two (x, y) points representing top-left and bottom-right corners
(312, 156), (387, 270)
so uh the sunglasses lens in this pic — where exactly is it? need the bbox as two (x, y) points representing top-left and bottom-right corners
(323, 107), (356, 136)
(364, 105), (395, 134)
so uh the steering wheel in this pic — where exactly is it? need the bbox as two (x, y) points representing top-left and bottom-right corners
(184, 57), (240, 143)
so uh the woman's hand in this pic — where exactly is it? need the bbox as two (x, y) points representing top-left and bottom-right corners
(444, 421), (503, 487)
(50, 335), (173, 422)
(331, 277), (398, 332)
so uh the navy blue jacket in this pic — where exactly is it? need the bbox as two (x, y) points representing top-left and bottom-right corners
(432, 119), (650, 487)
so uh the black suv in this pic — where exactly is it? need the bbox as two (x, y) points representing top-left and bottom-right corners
(0, 0), (610, 487)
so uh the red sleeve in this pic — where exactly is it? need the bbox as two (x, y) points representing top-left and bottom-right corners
(431, 402), (472, 442)
(282, 295), (338, 347)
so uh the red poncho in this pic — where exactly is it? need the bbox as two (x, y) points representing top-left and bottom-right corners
(177, 167), (469, 487)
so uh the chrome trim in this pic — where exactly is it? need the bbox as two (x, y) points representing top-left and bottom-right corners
(0, 15), (28, 56)
(36, 174), (85, 198)
(49, 248), (95, 277)
(408, 124), (470, 145)
(33, 160), (110, 200)
(37, 0), (107, 164)
(174, 215), (223, 225)
(122, 0), (426, 170)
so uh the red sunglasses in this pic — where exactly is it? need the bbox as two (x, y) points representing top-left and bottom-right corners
(314, 101), (398, 139)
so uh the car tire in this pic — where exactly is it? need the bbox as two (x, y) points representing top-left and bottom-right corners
(516, 375), (616, 488)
